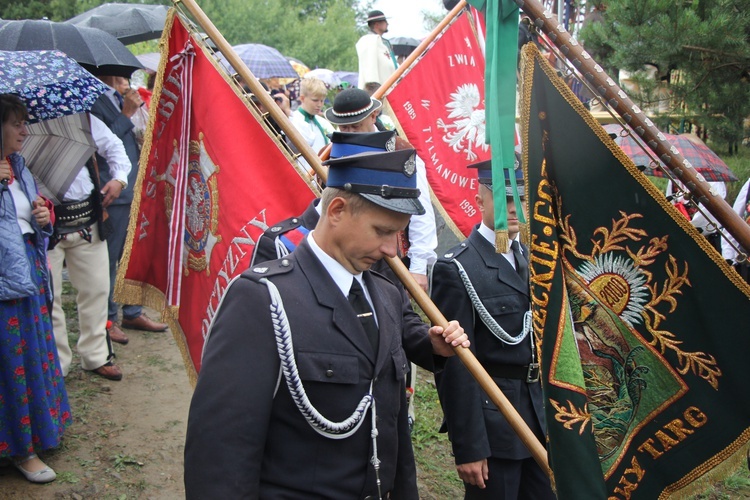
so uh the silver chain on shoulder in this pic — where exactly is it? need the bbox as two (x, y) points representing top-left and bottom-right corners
(452, 259), (532, 345)
(260, 277), (374, 439)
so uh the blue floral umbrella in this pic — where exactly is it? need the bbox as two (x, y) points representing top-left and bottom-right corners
(0, 49), (109, 123)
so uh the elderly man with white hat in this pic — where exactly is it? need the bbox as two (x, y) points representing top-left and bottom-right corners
(356, 9), (399, 89)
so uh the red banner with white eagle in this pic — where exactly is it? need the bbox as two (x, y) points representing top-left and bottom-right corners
(386, 10), (488, 238)
(115, 11), (316, 382)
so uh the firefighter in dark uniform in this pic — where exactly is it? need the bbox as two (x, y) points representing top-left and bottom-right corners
(430, 159), (555, 499)
(184, 149), (468, 499)
(251, 131), (422, 429)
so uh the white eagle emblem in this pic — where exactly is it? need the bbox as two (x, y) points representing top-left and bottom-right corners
(436, 83), (488, 161)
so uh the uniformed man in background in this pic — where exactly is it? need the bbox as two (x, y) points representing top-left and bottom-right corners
(430, 159), (555, 499)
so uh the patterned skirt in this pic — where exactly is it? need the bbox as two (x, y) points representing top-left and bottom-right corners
(0, 235), (71, 458)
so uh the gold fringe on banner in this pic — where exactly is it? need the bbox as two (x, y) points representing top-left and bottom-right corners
(495, 229), (509, 254)
(661, 435), (750, 499)
(519, 223), (530, 247)
(114, 8), (175, 311)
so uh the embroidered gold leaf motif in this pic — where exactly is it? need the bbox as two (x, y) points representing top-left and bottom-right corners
(551, 399), (591, 435)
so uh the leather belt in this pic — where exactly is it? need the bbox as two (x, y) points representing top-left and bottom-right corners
(486, 363), (540, 383)
(54, 195), (96, 234)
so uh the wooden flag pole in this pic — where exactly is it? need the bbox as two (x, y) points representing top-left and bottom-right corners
(176, 0), (551, 478)
(175, 0), (327, 181)
(515, 0), (750, 252)
(317, 0), (469, 162)
(387, 255), (552, 477)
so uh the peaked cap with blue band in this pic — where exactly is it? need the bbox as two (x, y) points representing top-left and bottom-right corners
(330, 130), (396, 158)
(323, 149), (425, 215)
(468, 152), (525, 197)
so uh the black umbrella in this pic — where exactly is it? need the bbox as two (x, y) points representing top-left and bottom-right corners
(388, 36), (420, 57)
(66, 3), (169, 45)
(0, 19), (143, 77)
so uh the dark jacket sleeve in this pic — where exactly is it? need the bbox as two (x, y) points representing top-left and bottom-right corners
(430, 259), (492, 465)
(184, 276), (279, 498)
(393, 378), (419, 499)
(399, 284), (436, 372)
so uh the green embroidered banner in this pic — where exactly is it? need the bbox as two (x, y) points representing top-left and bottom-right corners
(520, 43), (750, 499)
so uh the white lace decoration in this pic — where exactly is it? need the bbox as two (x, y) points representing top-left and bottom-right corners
(452, 259), (533, 345)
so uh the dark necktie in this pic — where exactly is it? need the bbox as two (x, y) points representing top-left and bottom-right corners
(114, 92), (124, 110)
(348, 278), (379, 352)
(511, 240), (529, 284)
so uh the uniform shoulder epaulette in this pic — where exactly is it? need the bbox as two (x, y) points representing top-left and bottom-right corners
(263, 216), (303, 237)
(241, 257), (295, 281)
(439, 241), (470, 261)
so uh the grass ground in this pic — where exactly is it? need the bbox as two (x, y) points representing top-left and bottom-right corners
(412, 362), (750, 499)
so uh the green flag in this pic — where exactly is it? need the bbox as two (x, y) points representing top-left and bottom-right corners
(467, 0), (522, 251)
(521, 43), (750, 499)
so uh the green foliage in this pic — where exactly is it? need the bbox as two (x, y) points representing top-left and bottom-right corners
(112, 453), (143, 472)
(412, 369), (464, 498)
(723, 145), (750, 203)
(198, 0), (367, 71)
(0, 0), (170, 21)
(1, 0), (368, 73)
(0, 0), (77, 21)
(578, 0), (750, 153)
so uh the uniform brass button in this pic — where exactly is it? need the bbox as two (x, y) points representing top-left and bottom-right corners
(325, 370), (334, 377)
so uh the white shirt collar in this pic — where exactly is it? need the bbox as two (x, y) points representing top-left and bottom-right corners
(478, 222), (519, 268)
(307, 230), (362, 298)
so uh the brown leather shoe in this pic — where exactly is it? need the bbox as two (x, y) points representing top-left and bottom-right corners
(121, 313), (168, 332)
(107, 323), (129, 345)
(90, 362), (123, 381)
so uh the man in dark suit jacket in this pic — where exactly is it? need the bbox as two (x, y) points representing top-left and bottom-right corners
(90, 75), (167, 337)
(184, 149), (468, 498)
(431, 160), (555, 499)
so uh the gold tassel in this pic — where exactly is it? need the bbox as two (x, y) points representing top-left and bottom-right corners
(520, 223), (530, 247)
(496, 229), (510, 253)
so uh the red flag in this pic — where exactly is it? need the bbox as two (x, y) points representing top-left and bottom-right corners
(116, 12), (316, 380)
(387, 11), (488, 238)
